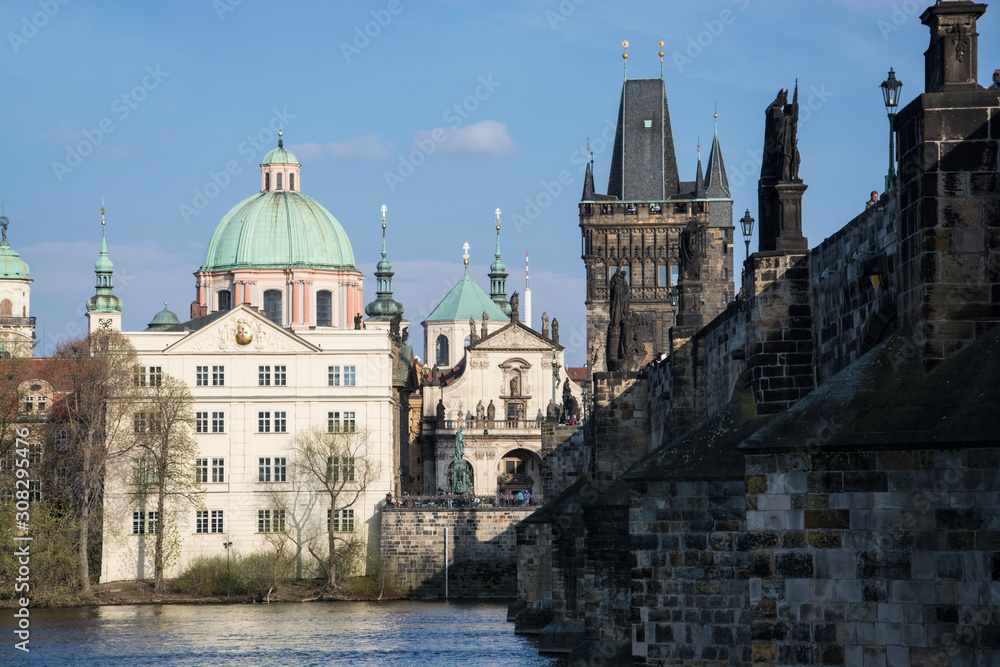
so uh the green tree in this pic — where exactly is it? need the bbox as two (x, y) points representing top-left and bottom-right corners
(287, 427), (380, 589)
(127, 373), (201, 594)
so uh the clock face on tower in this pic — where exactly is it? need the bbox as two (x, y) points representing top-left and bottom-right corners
(99, 318), (113, 331)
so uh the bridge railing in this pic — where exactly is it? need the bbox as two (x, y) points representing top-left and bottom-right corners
(381, 494), (540, 510)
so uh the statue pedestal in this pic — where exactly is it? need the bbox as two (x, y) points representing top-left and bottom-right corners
(676, 281), (704, 328)
(758, 179), (808, 252)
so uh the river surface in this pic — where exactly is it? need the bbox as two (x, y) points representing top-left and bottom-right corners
(1, 600), (561, 666)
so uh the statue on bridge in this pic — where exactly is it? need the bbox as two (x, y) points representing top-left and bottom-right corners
(449, 426), (473, 494)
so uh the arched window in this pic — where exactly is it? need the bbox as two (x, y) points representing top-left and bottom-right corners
(435, 335), (450, 366)
(276, 173), (283, 190)
(0, 299), (11, 317)
(289, 173), (295, 191)
(265, 172), (270, 191)
(263, 290), (283, 326)
(217, 290), (231, 312)
(316, 290), (332, 327)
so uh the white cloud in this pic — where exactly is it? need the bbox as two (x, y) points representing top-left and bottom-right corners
(288, 134), (393, 161)
(413, 120), (515, 157)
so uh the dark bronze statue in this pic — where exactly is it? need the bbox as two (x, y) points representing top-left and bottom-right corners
(551, 318), (559, 345)
(605, 267), (644, 371)
(487, 399), (496, 422)
(436, 398), (446, 421)
(762, 83), (800, 182)
(510, 291), (519, 322)
(353, 313), (363, 330)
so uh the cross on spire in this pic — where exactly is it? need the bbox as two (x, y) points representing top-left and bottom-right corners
(463, 242), (470, 267)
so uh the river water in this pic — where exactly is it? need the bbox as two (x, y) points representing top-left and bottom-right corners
(1, 600), (560, 666)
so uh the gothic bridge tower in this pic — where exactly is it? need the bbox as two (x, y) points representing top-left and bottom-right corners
(580, 48), (734, 374)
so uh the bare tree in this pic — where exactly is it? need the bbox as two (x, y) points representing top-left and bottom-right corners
(51, 332), (142, 594)
(287, 426), (380, 589)
(127, 373), (201, 594)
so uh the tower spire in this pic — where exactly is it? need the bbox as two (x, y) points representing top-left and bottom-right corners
(705, 104), (731, 198)
(364, 204), (405, 322)
(86, 201), (123, 333)
(489, 208), (511, 316)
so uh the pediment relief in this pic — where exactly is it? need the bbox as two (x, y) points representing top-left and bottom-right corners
(473, 322), (558, 352)
(164, 307), (318, 354)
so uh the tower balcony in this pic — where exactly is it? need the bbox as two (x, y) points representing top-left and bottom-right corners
(0, 316), (35, 327)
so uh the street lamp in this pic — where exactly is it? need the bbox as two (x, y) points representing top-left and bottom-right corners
(222, 541), (233, 597)
(740, 209), (755, 258)
(880, 68), (902, 191)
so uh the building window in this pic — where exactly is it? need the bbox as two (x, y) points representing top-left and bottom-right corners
(259, 457), (271, 482)
(133, 458), (159, 485)
(212, 458), (225, 483)
(330, 509), (355, 532)
(274, 457), (287, 482)
(258, 412), (271, 433)
(674, 202), (687, 214)
(258, 457), (286, 482)
(328, 365), (356, 386)
(328, 366), (340, 386)
(133, 511), (159, 535)
(435, 335), (450, 366)
(274, 411), (287, 433)
(37, 396), (46, 411)
(327, 411), (356, 433)
(670, 265), (679, 287)
(723, 268), (729, 279)
(149, 367), (163, 387)
(316, 290), (332, 327)
(259, 366), (271, 386)
(212, 412), (225, 433)
(611, 266), (631, 285)
(28, 481), (40, 503)
(211, 510), (224, 533)
(657, 265), (667, 287)
(196, 366), (209, 386)
(274, 365), (287, 386)
(625, 203), (637, 215)
(263, 290), (282, 326)
(196, 458), (208, 483)
(218, 290), (231, 312)
(276, 173), (283, 190)
(196, 510), (209, 533)
(24, 396), (33, 412)
(258, 509), (285, 533)
(212, 365), (225, 386)
(196, 412), (208, 433)
(289, 173), (295, 191)
(265, 172), (270, 191)
(505, 460), (526, 475)
(343, 366), (356, 386)
(329, 456), (356, 483)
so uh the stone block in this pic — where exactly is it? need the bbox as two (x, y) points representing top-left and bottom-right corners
(837, 579), (863, 603)
(886, 645), (911, 667)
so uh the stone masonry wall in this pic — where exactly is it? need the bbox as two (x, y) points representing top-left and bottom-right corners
(746, 445), (1000, 667)
(630, 479), (751, 666)
(540, 423), (587, 501)
(380, 508), (532, 598)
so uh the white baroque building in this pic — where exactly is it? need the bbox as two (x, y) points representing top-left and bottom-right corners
(95, 138), (411, 582)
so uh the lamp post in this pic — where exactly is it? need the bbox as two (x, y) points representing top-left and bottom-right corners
(222, 541), (233, 597)
(740, 209), (755, 258)
(880, 68), (902, 191)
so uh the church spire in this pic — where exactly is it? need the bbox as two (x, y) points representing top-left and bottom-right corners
(364, 204), (405, 322)
(488, 208), (511, 316)
(86, 203), (123, 333)
(695, 137), (706, 198)
(581, 141), (596, 200)
(705, 105), (731, 198)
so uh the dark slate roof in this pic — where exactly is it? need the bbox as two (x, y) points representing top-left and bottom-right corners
(624, 384), (773, 482)
(581, 160), (596, 200)
(606, 78), (679, 201)
(695, 156), (705, 198)
(705, 128), (731, 199)
(153, 308), (231, 333)
(741, 324), (1000, 452)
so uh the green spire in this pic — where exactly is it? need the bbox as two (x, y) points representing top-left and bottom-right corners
(488, 208), (511, 316)
(86, 206), (123, 314)
(364, 205), (404, 321)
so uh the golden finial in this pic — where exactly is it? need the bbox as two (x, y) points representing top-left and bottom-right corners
(463, 242), (470, 267)
(714, 100), (718, 120)
(495, 207), (501, 231)
(381, 204), (387, 230)
(658, 39), (665, 58)
(101, 199), (106, 226)
(278, 130), (283, 137)
(622, 39), (629, 59)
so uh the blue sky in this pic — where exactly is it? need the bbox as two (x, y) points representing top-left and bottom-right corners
(4, 0), (999, 364)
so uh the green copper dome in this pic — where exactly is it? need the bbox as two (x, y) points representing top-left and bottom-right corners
(425, 271), (509, 323)
(0, 242), (30, 280)
(262, 145), (299, 165)
(146, 304), (180, 330)
(201, 191), (357, 272)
